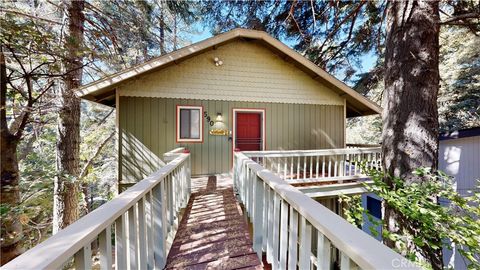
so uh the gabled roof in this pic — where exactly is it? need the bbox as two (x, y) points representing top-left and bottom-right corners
(76, 28), (381, 117)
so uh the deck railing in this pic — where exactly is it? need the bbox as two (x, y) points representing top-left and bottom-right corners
(346, 143), (381, 149)
(233, 150), (418, 270)
(163, 147), (186, 162)
(242, 147), (381, 184)
(3, 153), (191, 270)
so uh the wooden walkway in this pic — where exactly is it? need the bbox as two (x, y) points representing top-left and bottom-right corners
(165, 175), (263, 269)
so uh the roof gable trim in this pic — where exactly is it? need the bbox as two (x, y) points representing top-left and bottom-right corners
(76, 28), (381, 116)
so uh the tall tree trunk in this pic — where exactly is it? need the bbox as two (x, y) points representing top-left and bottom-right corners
(159, 0), (166, 55)
(0, 51), (24, 265)
(383, 1), (442, 269)
(53, 0), (85, 234)
(173, 13), (177, 51)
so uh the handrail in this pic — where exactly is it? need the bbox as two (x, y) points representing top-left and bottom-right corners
(233, 151), (419, 270)
(3, 153), (191, 270)
(241, 147), (381, 183)
(347, 143), (381, 148)
(163, 147), (186, 162)
(243, 147), (381, 157)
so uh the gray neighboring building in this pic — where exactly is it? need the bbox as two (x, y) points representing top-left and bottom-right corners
(439, 127), (480, 270)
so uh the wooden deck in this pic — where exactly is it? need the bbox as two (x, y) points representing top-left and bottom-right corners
(165, 175), (263, 269)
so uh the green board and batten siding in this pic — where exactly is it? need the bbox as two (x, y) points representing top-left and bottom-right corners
(116, 40), (347, 184)
(119, 96), (344, 184)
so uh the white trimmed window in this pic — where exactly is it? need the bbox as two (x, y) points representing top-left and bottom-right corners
(176, 105), (203, 142)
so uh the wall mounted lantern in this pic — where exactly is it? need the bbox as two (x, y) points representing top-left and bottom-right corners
(209, 112), (228, 136)
(215, 113), (223, 122)
(214, 57), (223, 66)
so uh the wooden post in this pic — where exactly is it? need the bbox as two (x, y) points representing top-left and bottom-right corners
(263, 184), (269, 251)
(146, 191), (154, 269)
(299, 216), (312, 269)
(279, 200), (289, 269)
(273, 193), (280, 269)
(115, 215), (127, 270)
(253, 175), (264, 259)
(127, 206), (138, 269)
(288, 207), (298, 270)
(317, 232), (331, 270)
(99, 226), (112, 270)
(267, 183), (274, 263)
(74, 244), (92, 269)
(153, 182), (166, 269)
(138, 198), (147, 270)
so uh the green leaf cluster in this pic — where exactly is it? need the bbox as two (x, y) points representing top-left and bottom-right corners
(341, 166), (480, 269)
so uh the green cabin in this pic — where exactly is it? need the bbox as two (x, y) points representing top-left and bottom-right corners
(76, 28), (380, 188)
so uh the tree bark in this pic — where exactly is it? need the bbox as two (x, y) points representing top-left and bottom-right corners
(53, 0), (85, 234)
(0, 51), (24, 265)
(159, 0), (166, 55)
(173, 13), (177, 51)
(383, 1), (442, 268)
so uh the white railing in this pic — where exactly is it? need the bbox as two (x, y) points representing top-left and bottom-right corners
(242, 147), (381, 184)
(346, 143), (381, 149)
(163, 147), (186, 162)
(233, 151), (419, 270)
(3, 153), (191, 270)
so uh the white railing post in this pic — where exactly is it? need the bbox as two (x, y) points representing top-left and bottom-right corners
(299, 216), (312, 269)
(248, 167), (254, 216)
(168, 175), (174, 230)
(317, 232), (332, 270)
(99, 226), (112, 270)
(115, 215), (127, 270)
(127, 206), (138, 269)
(267, 184), (274, 263)
(153, 181), (167, 269)
(341, 252), (351, 270)
(262, 182), (269, 252)
(74, 244), (92, 270)
(288, 206), (299, 270)
(272, 193), (280, 269)
(233, 154), (238, 190)
(138, 197), (147, 270)
(243, 161), (249, 211)
(146, 191), (154, 269)
(253, 174), (264, 258)
(187, 155), (191, 194)
(279, 199), (289, 269)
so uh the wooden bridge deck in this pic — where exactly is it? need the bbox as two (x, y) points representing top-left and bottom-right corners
(165, 175), (263, 269)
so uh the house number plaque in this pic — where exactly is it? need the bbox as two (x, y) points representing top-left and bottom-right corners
(203, 111), (214, 126)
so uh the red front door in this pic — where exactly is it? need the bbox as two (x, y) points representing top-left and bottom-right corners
(235, 112), (262, 151)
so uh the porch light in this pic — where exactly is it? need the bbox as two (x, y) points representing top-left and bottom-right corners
(214, 57), (223, 66)
(215, 113), (223, 122)
(209, 113), (228, 136)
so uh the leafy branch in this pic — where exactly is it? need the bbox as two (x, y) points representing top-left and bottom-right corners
(341, 165), (480, 269)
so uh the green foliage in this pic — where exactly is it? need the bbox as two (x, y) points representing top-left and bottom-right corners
(16, 122), (57, 247)
(10, 101), (118, 249)
(1, 0), (185, 252)
(438, 27), (480, 132)
(79, 101), (117, 202)
(338, 194), (364, 228)
(201, 0), (385, 82)
(339, 194), (383, 238)
(89, 0), (199, 72)
(342, 166), (480, 269)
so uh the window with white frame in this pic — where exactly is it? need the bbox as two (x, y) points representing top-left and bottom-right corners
(177, 105), (203, 142)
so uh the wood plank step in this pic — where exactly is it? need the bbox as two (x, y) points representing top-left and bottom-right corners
(164, 175), (262, 269)
(167, 253), (261, 270)
(167, 243), (256, 267)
